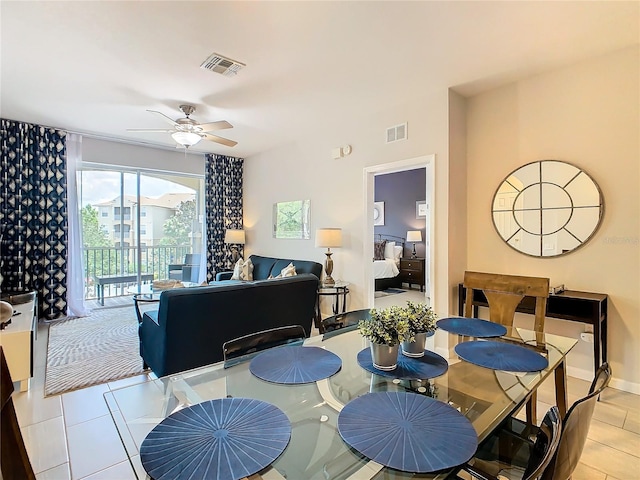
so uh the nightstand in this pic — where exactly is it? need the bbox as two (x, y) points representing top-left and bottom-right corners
(399, 258), (425, 292)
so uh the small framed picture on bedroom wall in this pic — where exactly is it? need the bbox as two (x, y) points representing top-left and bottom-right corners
(373, 202), (385, 226)
(416, 201), (427, 219)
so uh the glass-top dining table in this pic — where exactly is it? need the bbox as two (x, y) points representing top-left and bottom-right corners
(104, 326), (577, 480)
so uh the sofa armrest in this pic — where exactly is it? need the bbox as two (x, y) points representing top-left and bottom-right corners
(215, 271), (234, 281)
(139, 310), (167, 375)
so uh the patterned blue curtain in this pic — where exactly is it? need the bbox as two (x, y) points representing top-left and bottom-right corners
(0, 119), (68, 320)
(205, 154), (244, 280)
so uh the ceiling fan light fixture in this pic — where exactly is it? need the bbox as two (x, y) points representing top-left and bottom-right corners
(171, 131), (202, 147)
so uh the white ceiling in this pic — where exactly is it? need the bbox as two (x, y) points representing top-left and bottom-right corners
(2, 1), (638, 158)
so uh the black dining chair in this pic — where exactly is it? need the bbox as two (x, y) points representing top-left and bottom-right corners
(454, 406), (562, 480)
(462, 362), (612, 480)
(321, 308), (370, 339)
(222, 325), (306, 366)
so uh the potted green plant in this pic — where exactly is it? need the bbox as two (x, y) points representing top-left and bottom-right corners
(401, 301), (437, 357)
(358, 305), (410, 370)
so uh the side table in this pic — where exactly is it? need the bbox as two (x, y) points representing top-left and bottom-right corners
(133, 292), (161, 324)
(316, 281), (350, 332)
(399, 258), (425, 292)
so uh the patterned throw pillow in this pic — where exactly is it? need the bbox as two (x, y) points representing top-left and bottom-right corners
(374, 240), (387, 260)
(280, 262), (297, 277)
(231, 258), (254, 280)
(269, 263), (297, 279)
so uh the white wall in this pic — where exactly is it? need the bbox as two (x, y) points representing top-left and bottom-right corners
(466, 46), (640, 391)
(244, 88), (461, 355)
(82, 137), (204, 175)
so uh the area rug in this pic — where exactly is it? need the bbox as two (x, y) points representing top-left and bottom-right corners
(45, 306), (146, 396)
(374, 288), (407, 298)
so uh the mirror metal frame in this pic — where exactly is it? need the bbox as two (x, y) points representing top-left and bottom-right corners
(491, 160), (604, 258)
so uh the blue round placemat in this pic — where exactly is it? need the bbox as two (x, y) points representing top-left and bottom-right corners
(357, 348), (448, 380)
(338, 392), (477, 473)
(140, 398), (291, 480)
(250, 346), (342, 384)
(437, 317), (507, 337)
(455, 340), (549, 372)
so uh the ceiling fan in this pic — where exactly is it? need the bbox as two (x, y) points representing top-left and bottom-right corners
(127, 104), (237, 148)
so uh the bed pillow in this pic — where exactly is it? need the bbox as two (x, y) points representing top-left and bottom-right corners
(231, 258), (254, 281)
(394, 245), (403, 260)
(374, 240), (387, 260)
(384, 241), (396, 260)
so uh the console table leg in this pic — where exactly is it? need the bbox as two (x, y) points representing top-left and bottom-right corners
(594, 320), (601, 376)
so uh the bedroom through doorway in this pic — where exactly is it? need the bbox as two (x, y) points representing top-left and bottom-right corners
(363, 155), (435, 310)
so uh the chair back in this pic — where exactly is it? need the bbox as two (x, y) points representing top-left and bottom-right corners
(523, 406), (562, 479)
(544, 363), (612, 480)
(460, 406), (562, 480)
(322, 308), (371, 339)
(463, 271), (549, 332)
(184, 253), (200, 265)
(1, 346), (36, 479)
(222, 325), (306, 365)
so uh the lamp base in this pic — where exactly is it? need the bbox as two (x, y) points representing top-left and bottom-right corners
(411, 243), (417, 259)
(324, 250), (335, 286)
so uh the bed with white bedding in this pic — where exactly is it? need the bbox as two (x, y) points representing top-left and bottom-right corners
(373, 235), (404, 291)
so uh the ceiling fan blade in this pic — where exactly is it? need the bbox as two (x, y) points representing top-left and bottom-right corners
(147, 109), (179, 126)
(203, 132), (237, 147)
(126, 128), (175, 133)
(197, 120), (233, 132)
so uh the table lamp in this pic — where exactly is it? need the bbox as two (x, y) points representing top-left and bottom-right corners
(224, 229), (246, 263)
(315, 228), (342, 286)
(406, 230), (422, 259)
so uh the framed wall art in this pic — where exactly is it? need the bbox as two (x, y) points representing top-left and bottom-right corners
(373, 202), (385, 226)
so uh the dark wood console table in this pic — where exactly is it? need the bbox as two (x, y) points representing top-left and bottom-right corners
(458, 284), (607, 374)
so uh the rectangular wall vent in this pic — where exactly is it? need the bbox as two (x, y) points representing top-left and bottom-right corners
(386, 123), (408, 143)
(200, 53), (245, 76)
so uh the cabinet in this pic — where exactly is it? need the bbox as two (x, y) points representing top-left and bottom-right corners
(399, 258), (425, 292)
(0, 296), (36, 391)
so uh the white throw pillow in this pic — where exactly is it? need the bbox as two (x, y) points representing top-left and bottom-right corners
(280, 262), (297, 278)
(384, 241), (396, 259)
(231, 258), (254, 281)
(394, 245), (403, 260)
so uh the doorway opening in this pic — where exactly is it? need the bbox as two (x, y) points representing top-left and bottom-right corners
(363, 155), (436, 309)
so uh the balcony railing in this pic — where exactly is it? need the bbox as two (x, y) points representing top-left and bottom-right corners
(83, 245), (193, 301)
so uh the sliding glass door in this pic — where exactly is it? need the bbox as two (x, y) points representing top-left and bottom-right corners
(78, 165), (204, 304)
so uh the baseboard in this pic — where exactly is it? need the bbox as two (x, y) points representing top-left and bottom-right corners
(567, 365), (640, 395)
(608, 377), (640, 395)
(566, 365), (594, 383)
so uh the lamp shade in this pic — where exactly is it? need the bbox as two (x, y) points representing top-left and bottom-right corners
(406, 230), (422, 242)
(224, 229), (246, 244)
(315, 228), (342, 248)
(171, 131), (202, 147)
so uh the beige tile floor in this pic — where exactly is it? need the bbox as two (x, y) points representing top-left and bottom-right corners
(13, 317), (640, 480)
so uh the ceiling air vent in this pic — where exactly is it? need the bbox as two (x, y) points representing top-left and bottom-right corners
(386, 123), (408, 143)
(200, 53), (245, 77)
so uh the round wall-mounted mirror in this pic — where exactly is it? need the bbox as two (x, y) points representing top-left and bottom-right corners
(492, 160), (604, 257)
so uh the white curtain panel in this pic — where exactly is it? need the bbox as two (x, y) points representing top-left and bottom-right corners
(65, 133), (90, 317)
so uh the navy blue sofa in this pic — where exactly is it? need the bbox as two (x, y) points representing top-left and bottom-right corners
(139, 273), (319, 377)
(215, 254), (323, 282)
